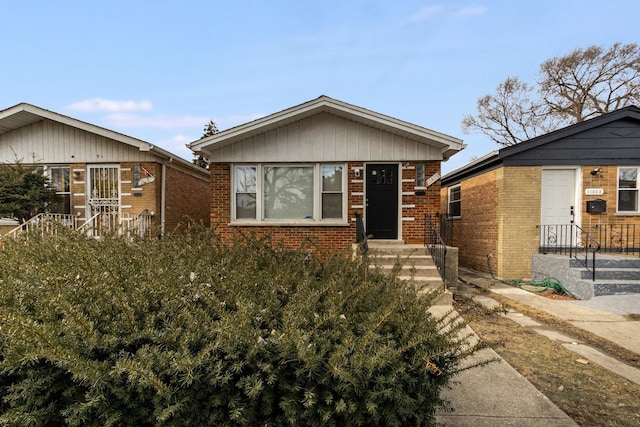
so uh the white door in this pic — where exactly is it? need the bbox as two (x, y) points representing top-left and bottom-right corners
(87, 165), (120, 233)
(541, 169), (577, 248)
(541, 169), (576, 225)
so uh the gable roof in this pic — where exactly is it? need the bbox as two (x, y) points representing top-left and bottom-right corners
(442, 105), (640, 185)
(0, 103), (206, 175)
(189, 95), (464, 160)
(498, 105), (640, 160)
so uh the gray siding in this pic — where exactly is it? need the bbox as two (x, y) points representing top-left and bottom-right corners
(504, 119), (640, 166)
(0, 119), (155, 164)
(208, 112), (441, 162)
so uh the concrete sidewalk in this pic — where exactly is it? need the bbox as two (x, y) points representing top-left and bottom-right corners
(430, 304), (578, 426)
(434, 267), (640, 426)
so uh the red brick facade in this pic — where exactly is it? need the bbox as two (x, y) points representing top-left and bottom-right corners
(210, 161), (442, 252)
(164, 166), (210, 231)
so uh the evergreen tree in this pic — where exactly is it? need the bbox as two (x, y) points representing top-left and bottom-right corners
(0, 161), (58, 222)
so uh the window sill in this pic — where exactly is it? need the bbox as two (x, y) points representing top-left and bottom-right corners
(230, 220), (350, 227)
(615, 212), (640, 216)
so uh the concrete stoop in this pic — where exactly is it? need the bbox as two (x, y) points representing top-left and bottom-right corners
(533, 254), (640, 300)
(364, 241), (451, 305)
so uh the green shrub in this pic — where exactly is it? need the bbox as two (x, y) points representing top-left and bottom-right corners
(0, 227), (483, 426)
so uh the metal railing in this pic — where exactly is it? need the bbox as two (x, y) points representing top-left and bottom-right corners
(424, 213), (448, 283)
(4, 211), (153, 240)
(592, 224), (640, 255)
(538, 224), (601, 281)
(4, 213), (79, 238)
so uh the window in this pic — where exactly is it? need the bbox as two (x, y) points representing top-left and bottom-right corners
(232, 164), (346, 222)
(448, 185), (461, 218)
(264, 166), (314, 219)
(618, 167), (639, 212)
(47, 166), (71, 214)
(235, 166), (257, 219)
(321, 165), (343, 219)
(416, 163), (425, 188)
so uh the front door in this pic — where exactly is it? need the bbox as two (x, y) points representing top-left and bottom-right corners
(366, 164), (399, 239)
(87, 165), (120, 233)
(541, 169), (577, 246)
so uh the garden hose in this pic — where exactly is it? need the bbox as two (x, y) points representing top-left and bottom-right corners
(486, 254), (578, 299)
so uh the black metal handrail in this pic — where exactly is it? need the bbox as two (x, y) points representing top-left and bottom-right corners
(538, 224), (601, 281)
(425, 214), (447, 284)
(593, 224), (640, 255)
(354, 212), (368, 254)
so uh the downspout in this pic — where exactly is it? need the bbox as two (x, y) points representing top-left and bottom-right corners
(161, 161), (168, 235)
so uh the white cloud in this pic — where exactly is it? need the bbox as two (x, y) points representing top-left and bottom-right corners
(67, 98), (153, 113)
(408, 5), (443, 22)
(457, 6), (487, 16)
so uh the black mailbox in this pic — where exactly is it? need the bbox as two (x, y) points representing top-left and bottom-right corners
(586, 199), (606, 213)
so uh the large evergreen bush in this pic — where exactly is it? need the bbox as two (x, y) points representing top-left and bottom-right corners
(0, 227), (484, 426)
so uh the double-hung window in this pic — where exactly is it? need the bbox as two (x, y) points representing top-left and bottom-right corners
(618, 167), (639, 213)
(448, 185), (461, 218)
(233, 164), (346, 223)
(46, 166), (71, 214)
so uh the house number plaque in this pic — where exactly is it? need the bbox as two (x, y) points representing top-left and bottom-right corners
(585, 188), (604, 195)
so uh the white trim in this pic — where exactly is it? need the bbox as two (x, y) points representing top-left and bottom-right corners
(617, 166), (640, 214)
(230, 163), (347, 224)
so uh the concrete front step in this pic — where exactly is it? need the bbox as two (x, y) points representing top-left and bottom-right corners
(365, 241), (450, 304)
(580, 268), (640, 280)
(592, 280), (640, 297)
(570, 256), (640, 269)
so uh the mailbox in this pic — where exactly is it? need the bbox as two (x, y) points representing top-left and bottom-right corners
(586, 199), (606, 213)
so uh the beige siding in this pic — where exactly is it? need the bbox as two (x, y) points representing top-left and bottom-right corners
(208, 112), (440, 163)
(0, 120), (155, 164)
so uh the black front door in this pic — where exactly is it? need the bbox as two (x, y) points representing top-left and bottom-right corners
(366, 164), (398, 239)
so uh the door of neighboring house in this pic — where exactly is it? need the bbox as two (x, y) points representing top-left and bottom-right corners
(87, 165), (120, 233)
(366, 163), (399, 239)
(540, 168), (577, 246)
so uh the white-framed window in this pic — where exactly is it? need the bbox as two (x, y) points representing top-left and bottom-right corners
(618, 167), (639, 212)
(232, 163), (346, 223)
(448, 185), (461, 218)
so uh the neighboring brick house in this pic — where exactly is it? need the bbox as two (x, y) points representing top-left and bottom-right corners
(0, 103), (210, 235)
(189, 96), (464, 252)
(441, 105), (640, 280)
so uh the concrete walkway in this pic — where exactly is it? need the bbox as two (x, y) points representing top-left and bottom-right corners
(434, 267), (640, 426)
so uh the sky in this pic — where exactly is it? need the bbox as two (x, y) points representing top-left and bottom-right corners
(2, 0), (638, 174)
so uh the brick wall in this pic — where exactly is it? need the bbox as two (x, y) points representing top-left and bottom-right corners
(209, 161), (442, 252)
(443, 169), (499, 275)
(164, 166), (210, 231)
(210, 163), (356, 252)
(497, 166), (541, 279)
(401, 161), (441, 244)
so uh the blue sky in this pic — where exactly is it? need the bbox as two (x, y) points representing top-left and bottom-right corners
(2, 1), (638, 173)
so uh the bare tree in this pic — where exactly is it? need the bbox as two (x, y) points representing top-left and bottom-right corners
(463, 43), (640, 146)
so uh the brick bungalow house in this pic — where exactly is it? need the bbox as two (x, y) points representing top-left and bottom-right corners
(189, 96), (464, 252)
(0, 103), (210, 235)
(441, 105), (640, 281)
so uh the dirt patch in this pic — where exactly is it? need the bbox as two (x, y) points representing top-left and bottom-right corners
(486, 292), (640, 370)
(466, 311), (640, 426)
